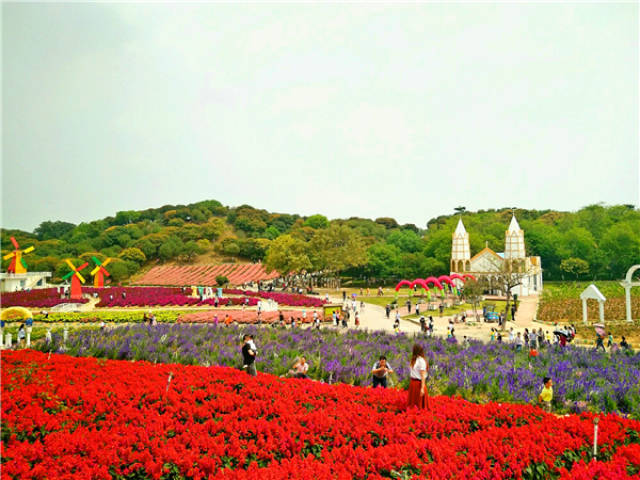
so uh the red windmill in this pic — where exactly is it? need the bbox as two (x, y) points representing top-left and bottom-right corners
(90, 256), (112, 287)
(62, 259), (89, 300)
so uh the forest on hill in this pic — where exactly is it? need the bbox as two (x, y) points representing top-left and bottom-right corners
(2, 200), (638, 284)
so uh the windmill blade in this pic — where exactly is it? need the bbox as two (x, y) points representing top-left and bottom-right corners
(77, 262), (89, 271)
(76, 272), (86, 284)
(102, 258), (112, 267)
(62, 271), (74, 280)
(101, 266), (111, 277)
(65, 259), (76, 271)
(23, 246), (35, 254)
(3, 252), (15, 260)
(90, 266), (100, 276)
(10, 237), (19, 249)
(92, 256), (101, 266)
(20, 258), (28, 269)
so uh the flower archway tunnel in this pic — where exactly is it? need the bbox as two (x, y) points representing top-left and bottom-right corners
(410, 279), (430, 291)
(424, 277), (444, 290)
(394, 280), (412, 292)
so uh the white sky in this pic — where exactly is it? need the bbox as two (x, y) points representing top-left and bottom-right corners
(2, 2), (638, 231)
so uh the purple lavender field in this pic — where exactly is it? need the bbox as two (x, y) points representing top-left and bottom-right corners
(41, 323), (640, 418)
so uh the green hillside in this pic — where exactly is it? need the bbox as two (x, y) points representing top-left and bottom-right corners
(2, 201), (639, 284)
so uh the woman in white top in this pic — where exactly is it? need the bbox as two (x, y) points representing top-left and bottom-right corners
(407, 344), (429, 410)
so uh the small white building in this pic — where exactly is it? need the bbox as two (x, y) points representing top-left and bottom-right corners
(1, 272), (52, 293)
(450, 215), (543, 296)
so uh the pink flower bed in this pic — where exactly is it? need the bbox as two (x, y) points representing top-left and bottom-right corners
(1, 288), (88, 308)
(84, 287), (259, 308)
(223, 289), (326, 307)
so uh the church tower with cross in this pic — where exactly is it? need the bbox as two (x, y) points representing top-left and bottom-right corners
(450, 218), (471, 273)
(504, 215), (526, 260)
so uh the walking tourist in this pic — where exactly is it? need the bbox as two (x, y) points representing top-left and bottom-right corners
(407, 344), (429, 410)
(17, 324), (26, 348)
(371, 355), (393, 388)
(595, 333), (606, 352)
(515, 332), (524, 352)
(241, 335), (257, 376)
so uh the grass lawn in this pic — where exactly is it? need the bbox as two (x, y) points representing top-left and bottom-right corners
(359, 295), (508, 317)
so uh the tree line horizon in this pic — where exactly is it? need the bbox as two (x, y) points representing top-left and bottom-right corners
(2, 200), (638, 285)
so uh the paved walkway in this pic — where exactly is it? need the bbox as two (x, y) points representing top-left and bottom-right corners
(328, 294), (544, 342)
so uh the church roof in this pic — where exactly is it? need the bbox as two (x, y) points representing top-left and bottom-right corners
(508, 215), (521, 232)
(454, 218), (467, 235)
(470, 247), (504, 263)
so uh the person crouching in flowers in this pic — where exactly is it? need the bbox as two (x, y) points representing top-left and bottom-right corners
(407, 344), (429, 410)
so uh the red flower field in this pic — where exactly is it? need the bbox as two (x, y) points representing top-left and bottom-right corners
(2, 350), (639, 479)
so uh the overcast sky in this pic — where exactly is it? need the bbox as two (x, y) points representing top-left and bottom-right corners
(2, 2), (638, 232)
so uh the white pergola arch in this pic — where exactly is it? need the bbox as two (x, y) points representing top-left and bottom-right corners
(580, 284), (606, 324)
(621, 265), (640, 322)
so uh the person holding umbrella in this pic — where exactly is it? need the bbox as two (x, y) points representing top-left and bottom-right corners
(594, 324), (606, 352)
(553, 327), (569, 348)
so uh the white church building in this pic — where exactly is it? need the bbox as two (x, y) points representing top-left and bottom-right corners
(450, 215), (543, 296)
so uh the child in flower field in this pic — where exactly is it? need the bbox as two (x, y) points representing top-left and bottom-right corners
(538, 377), (553, 412)
(408, 344), (429, 410)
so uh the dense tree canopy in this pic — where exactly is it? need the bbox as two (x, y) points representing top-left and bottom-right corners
(2, 201), (638, 284)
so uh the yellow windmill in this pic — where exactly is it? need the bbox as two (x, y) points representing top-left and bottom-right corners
(3, 237), (35, 274)
(90, 256), (112, 287)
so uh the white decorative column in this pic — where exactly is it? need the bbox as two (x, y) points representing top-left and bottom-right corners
(598, 301), (604, 324)
(582, 299), (588, 324)
(620, 265), (639, 322)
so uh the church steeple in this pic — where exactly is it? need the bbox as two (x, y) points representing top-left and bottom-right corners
(451, 218), (470, 272)
(505, 215), (525, 259)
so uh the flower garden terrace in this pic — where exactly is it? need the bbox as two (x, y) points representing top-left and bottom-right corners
(2, 350), (640, 480)
(132, 263), (279, 286)
(1, 286), (325, 309)
(39, 323), (640, 419)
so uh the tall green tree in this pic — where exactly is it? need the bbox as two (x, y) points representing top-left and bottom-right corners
(264, 234), (312, 278)
(309, 225), (367, 274)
